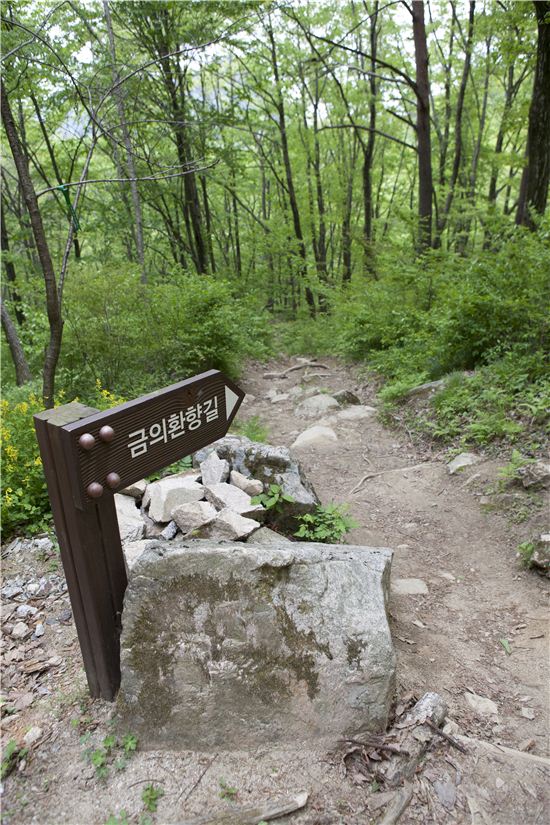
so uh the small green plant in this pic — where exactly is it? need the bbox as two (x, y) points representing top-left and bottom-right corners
(147, 455), (192, 481)
(1, 740), (28, 779)
(219, 778), (238, 801)
(81, 731), (138, 780)
(497, 449), (532, 487)
(294, 504), (358, 543)
(231, 414), (269, 443)
(142, 784), (164, 813)
(122, 733), (138, 754)
(518, 541), (536, 568)
(252, 483), (294, 510)
(104, 812), (129, 825)
(90, 748), (109, 779)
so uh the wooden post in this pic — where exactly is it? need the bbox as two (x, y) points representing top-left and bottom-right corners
(35, 403), (127, 699)
(34, 370), (245, 700)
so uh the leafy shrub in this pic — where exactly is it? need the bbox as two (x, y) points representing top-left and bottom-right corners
(1, 382), (126, 538)
(60, 265), (271, 398)
(333, 231), (549, 380)
(295, 503), (357, 543)
(1, 389), (51, 537)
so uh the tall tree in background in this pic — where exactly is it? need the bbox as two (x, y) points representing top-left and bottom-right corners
(516, 1), (550, 229)
(411, 0), (433, 250)
(103, 0), (147, 283)
(1, 80), (62, 406)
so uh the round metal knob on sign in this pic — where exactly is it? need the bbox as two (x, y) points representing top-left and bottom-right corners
(105, 472), (121, 490)
(99, 425), (115, 443)
(78, 433), (96, 450)
(87, 482), (104, 498)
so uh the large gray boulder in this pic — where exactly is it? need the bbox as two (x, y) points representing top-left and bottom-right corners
(193, 437), (320, 533)
(118, 539), (395, 751)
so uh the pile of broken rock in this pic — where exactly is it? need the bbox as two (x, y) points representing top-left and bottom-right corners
(117, 435), (320, 570)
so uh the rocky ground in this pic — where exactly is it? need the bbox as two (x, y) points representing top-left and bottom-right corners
(1, 357), (549, 825)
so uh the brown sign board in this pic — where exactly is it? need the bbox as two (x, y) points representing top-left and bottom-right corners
(62, 369), (245, 508)
(34, 370), (245, 700)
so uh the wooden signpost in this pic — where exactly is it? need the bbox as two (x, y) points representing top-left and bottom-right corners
(34, 369), (245, 700)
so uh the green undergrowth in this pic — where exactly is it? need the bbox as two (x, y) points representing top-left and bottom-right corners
(1, 381), (126, 538)
(396, 349), (549, 450)
(275, 231), (550, 453)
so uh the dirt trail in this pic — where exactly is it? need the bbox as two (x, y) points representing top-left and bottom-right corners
(242, 358), (549, 752)
(1, 357), (548, 825)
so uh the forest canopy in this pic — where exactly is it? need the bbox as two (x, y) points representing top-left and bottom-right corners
(1, 1), (549, 533)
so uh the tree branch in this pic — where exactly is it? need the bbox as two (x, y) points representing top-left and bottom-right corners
(36, 162), (219, 198)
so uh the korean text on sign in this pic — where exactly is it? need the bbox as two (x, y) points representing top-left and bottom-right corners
(127, 397), (219, 458)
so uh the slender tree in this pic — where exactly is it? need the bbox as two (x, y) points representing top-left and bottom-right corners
(516, 1), (550, 228)
(411, 0), (433, 250)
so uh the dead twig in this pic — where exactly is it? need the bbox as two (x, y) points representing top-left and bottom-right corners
(348, 462), (434, 495)
(459, 472), (481, 489)
(179, 752), (218, 804)
(424, 719), (468, 754)
(180, 790), (309, 824)
(263, 361), (329, 379)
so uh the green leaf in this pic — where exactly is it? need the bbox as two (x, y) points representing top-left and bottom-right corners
(500, 638), (512, 655)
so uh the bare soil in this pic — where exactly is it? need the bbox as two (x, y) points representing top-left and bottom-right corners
(1, 357), (549, 825)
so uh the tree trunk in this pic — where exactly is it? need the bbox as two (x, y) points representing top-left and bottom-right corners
(412, 0), (433, 251)
(342, 138), (358, 284)
(103, 0), (147, 281)
(1, 198), (25, 325)
(1, 297), (32, 385)
(363, 1), (379, 276)
(435, 1), (475, 245)
(266, 21), (315, 316)
(1, 80), (62, 408)
(516, 1), (550, 228)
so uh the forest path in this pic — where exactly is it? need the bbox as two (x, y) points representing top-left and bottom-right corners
(242, 356), (549, 756)
(2, 357), (548, 825)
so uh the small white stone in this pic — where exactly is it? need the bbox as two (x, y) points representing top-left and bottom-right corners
(464, 691), (499, 716)
(200, 452), (230, 486)
(336, 405), (376, 421)
(33, 623), (45, 638)
(172, 501), (217, 536)
(229, 470), (263, 497)
(291, 425), (338, 449)
(160, 521), (178, 540)
(16, 605), (38, 618)
(447, 452), (481, 475)
(23, 726), (43, 748)
(11, 621), (30, 639)
(147, 477), (204, 523)
(119, 479), (147, 499)
(115, 494), (145, 542)
(295, 394), (339, 419)
(391, 578), (428, 595)
(206, 508), (261, 541)
(204, 483), (265, 520)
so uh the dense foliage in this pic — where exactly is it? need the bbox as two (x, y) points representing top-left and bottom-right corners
(1, 1), (549, 535)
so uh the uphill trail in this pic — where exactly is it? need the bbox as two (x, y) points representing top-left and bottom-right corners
(242, 356), (549, 756)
